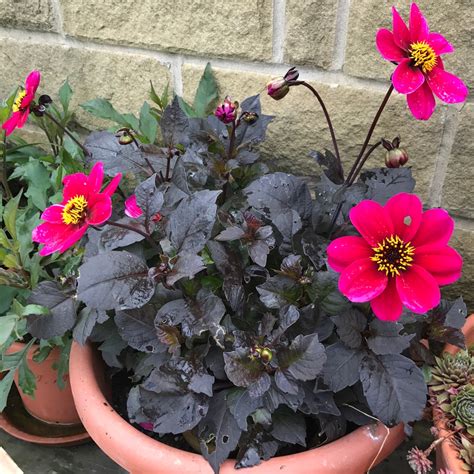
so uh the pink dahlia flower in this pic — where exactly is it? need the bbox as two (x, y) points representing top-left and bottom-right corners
(2, 70), (41, 136)
(124, 194), (143, 219)
(32, 162), (121, 256)
(327, 193), (462, 322)
(376, 3), (468, 120)
(214, 96), (237, 124)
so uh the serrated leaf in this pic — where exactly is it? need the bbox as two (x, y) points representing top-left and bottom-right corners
(73, 307), (108, 345)
(81, 98), (135, 128)
(0, 370), (15, 411)
(227, 388), (262, 431)
(59, 79), (73, 113)
(18, 357), (36, 397)
(26, 281), (77, 339)
(165, 253), (206, 286)
(323, 341), (364, 392)
(116, 305), (161, 353)
(77, 251), (155, 310)
(198, 390), (242, 474)
(271, 407), (306, 446)
(3, 191), (22, 239)
(139, 101), (158, 143)
(367, 319), (414, 355)
(331, 309), (367, 349)
(135, 174), (164, 227)
(99, 217), (146, 251)
(360, 353), (427, 426)
(166, 189), (220, 255)
(278, 333), (326, 381)
(160, 96), (190, 146)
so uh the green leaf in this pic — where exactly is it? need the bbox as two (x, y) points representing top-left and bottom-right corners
(0, 315), (18, 346)
(0, 370), (15, 411)
(22, 160), (52, 210)
(0, 286), (18, 314)
(149, 81), (162, 108)
(18, 356), (36, 397)
(139, 102), (158, 144)
(0, 87), (18, 123)
(54, 338), (72, 390)
(3, 191), (22, 239)
(192, 62), (219, 117)
(59, 80), (73, 113)
(177, 97), (197, 117)
(80, 98), (135, 128)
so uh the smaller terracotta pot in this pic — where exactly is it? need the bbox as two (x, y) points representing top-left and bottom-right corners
(7, 341), (81, 425)
(435, 314), (474, 473)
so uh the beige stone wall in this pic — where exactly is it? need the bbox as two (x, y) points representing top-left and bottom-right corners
(0, 0), (472, 309)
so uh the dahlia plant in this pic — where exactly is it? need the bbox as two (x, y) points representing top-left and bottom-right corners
(0, 3), (470, 473)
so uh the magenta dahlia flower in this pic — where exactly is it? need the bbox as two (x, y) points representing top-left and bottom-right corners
(2, 70), (41, 136)
(376, 3), (468, 120)
(214, 96), (237, 124)
(327, 193), (462, 321)
(32, 162), (121, 256)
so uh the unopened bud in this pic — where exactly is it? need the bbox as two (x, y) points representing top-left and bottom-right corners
(259, 347), (273, 364)
(115, 128), (135, 145)
(214, 96), (237, 124)
(385, 148), (408, 168)
(283, 67), (299, 82)
(241, 111), (259, 124)
(266, 78), (289, 100)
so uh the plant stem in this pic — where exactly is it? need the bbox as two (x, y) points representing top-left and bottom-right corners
(227, 120), (236, 161)
(327, 84), (394, 236)
(345, 84), (394, 185)
(291, 80), (343, 181)
(165, 146), (173, 181)
(348, 140), (383, 186)
(105, 220), (160, 252)
(1, 131), (12, 200)
(130, 135), (156, 175)
(43, 110), (89, 157)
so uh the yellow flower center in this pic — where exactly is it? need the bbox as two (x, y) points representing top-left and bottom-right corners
(62, 195), (88, 225)
(371, 235), (415, 277)
(12, 89), (27, 113)
(409, 41), (437, 73)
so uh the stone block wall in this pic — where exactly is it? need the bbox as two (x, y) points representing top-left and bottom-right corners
(0, 0), (472, 309)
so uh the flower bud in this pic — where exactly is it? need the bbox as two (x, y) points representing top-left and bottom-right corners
(259, 347), (273, 364)
(266, 67), (299, 101)
(115, 128), (135, 145)
(385, 148), (409, 168)
(214, 96), (237, 124)
(241, 111), (259, 124)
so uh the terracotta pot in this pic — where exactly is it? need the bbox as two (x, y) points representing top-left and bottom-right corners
(70, 341), (405, 474)
(8, 341), (81, 425)
(434, 314), (474, 473)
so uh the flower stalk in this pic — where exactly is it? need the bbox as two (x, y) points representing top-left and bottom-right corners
(1, 131), (12, 200)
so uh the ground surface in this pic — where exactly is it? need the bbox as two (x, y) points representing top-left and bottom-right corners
(0, 422), (433, 473)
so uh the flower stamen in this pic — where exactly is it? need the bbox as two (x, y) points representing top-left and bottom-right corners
(409, 41), (437, 73)
(62, 195), (88, 225)
(371, 235), (415, 277)
(12, 89), (27, 113)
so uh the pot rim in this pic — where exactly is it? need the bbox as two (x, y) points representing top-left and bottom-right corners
(70, 341), (405, 474)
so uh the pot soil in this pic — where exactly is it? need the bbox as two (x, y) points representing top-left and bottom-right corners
(434, 314), (474, 473)
(7, 341), (81, 425)
(70, 341), (405, 474)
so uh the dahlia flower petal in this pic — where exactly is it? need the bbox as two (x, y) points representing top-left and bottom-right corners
(375, 29), (406, 61)
(412, 208), (454, 249)
(385, 193), (422, 241)
(371, 279), (403, 321)
(392, 7), (410, 49)
(88, 162), (104, 194)
(87, 195), (112, 226)
(62, 173), (89, 202)
(427, 67), (469, 104)
(396, 264), (440, 314)
(409, 3), (429, 42)
(393, 59), (425, 94)
(2, 112), (21, 136)
(349, 200), (394, 246)
(16, 110), (30, 129)
(327, 236), (372, 272)
(407, 81), (436, 120)
(124, 194), (143, 219)
(25, 70), (41, 95)
(56, 225), (88, 254)
(339, 259), (388, 303)
(416, 246), (463, 286)
(428, 33), (454, 55)
(40, 204), (65, 224)
(103, 173), (122, 197)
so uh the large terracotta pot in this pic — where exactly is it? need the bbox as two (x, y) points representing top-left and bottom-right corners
(8, 341), (81, 425)
(435, 314), (474, 473)
(70, 341), (405, 474)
